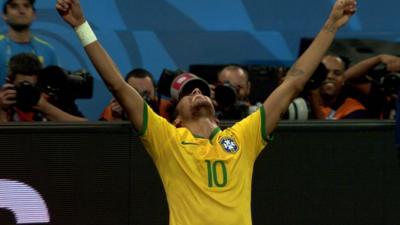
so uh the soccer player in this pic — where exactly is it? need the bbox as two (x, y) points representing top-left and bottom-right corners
(55, 0), (356, 224)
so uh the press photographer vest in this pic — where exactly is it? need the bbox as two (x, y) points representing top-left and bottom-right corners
(320, 97), (366, 120)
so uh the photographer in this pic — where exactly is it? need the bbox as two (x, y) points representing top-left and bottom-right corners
(99, 68), (157, 121)
(308, 54), (367, 120)
(345, 54), (400, 119)
(212, 65), (253, 120)
(0, 53), (86, 122)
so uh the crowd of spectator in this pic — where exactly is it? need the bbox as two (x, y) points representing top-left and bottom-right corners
(0, 0), (399, 123)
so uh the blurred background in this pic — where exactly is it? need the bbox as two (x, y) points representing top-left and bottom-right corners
(1, 0), (399, 120)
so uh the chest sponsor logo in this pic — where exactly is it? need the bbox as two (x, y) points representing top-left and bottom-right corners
(219, 137), (239, 153)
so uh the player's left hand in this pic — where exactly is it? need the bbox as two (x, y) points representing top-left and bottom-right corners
(327, 0), (357, 30)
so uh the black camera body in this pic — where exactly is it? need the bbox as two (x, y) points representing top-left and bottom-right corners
(214, 81), (237, 109)
(368, 64), (400, 95)
(214, 81), (251, 120)
(39, 66), (93, 102)
(14, 81), (41, 112)
(304, 63), (329, 90)
(10, 66), (93, 113)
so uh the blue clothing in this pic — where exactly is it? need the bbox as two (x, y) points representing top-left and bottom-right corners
(0, 34), (58, 84)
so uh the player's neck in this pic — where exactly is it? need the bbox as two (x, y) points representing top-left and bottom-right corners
(184, 118), (218, 139)
(8, 28), (31, 43)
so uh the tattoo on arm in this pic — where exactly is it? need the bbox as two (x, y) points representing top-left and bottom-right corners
(288, 66), (305, 77)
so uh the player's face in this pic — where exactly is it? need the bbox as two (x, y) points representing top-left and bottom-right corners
(319, 55), (346, 99)
(3, 0), (35, 30)
(176, 88), (215, 121)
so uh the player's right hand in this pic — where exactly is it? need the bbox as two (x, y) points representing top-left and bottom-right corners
(56, 0), (86, 28)
(0, 84), (17, 110)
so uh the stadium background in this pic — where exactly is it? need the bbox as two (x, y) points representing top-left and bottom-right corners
(1, 0), (399, 119)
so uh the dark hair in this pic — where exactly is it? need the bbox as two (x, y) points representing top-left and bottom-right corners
(7, 53), (42, 81)
(3, 0), (35, 14)
(125, 68), (156, 87)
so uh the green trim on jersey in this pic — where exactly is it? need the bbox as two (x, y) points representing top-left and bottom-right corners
(193, 134), (205, 138)
(260, 106), (267, 140)
(259, 106), (274, 142)
(191, 127), (221, 141)
(209, 127), (221, 142)
(137, 103), (148, 136)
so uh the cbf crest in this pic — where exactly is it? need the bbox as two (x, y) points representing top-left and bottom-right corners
(219, 137), (239, 153)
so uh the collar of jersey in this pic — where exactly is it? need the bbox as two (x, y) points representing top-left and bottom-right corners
(192, 127), (221, 143)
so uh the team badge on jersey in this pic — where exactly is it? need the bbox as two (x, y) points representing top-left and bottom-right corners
(219, 137), (239, 153)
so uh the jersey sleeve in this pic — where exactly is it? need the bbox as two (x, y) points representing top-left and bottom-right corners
(228, 106), (271, 160)
(137, 103), (179, 162)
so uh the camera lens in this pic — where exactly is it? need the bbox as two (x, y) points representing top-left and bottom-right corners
(214, 82), (237, 108)
(15, 81), (41, 111)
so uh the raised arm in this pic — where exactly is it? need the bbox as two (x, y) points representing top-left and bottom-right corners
(263, 0), (356, 134)
(34, 97), (87, 122)
(345, 54), (400, 81)
(56, 0), (144, 130)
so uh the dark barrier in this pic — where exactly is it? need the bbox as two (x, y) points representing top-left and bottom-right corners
(0, 123), (136, 225)
(252, 120), (400, 225)
(0, 121), (399, 225)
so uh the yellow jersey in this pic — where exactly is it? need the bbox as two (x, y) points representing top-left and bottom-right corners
(138, 103), (269, 225)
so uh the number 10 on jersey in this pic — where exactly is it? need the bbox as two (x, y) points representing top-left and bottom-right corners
(205, 160), (228, 187)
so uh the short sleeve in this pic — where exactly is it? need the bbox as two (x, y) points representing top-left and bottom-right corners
(138, 103), (180, 161)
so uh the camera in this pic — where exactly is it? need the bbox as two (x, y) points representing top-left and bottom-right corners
(368, 64), (400, 95)
(10, 65), (93, 112)
(212, 81), (251, 120)
(14, 81), (41, 112)
(304, 63), (329, 90)
(283, 97), (310, 120)
(38, 66), (93, 101)
(273, 64), (327, 121)
(214, 81), (237, 109)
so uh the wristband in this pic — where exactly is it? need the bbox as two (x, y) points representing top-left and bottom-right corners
(75, 21), (97, 47)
